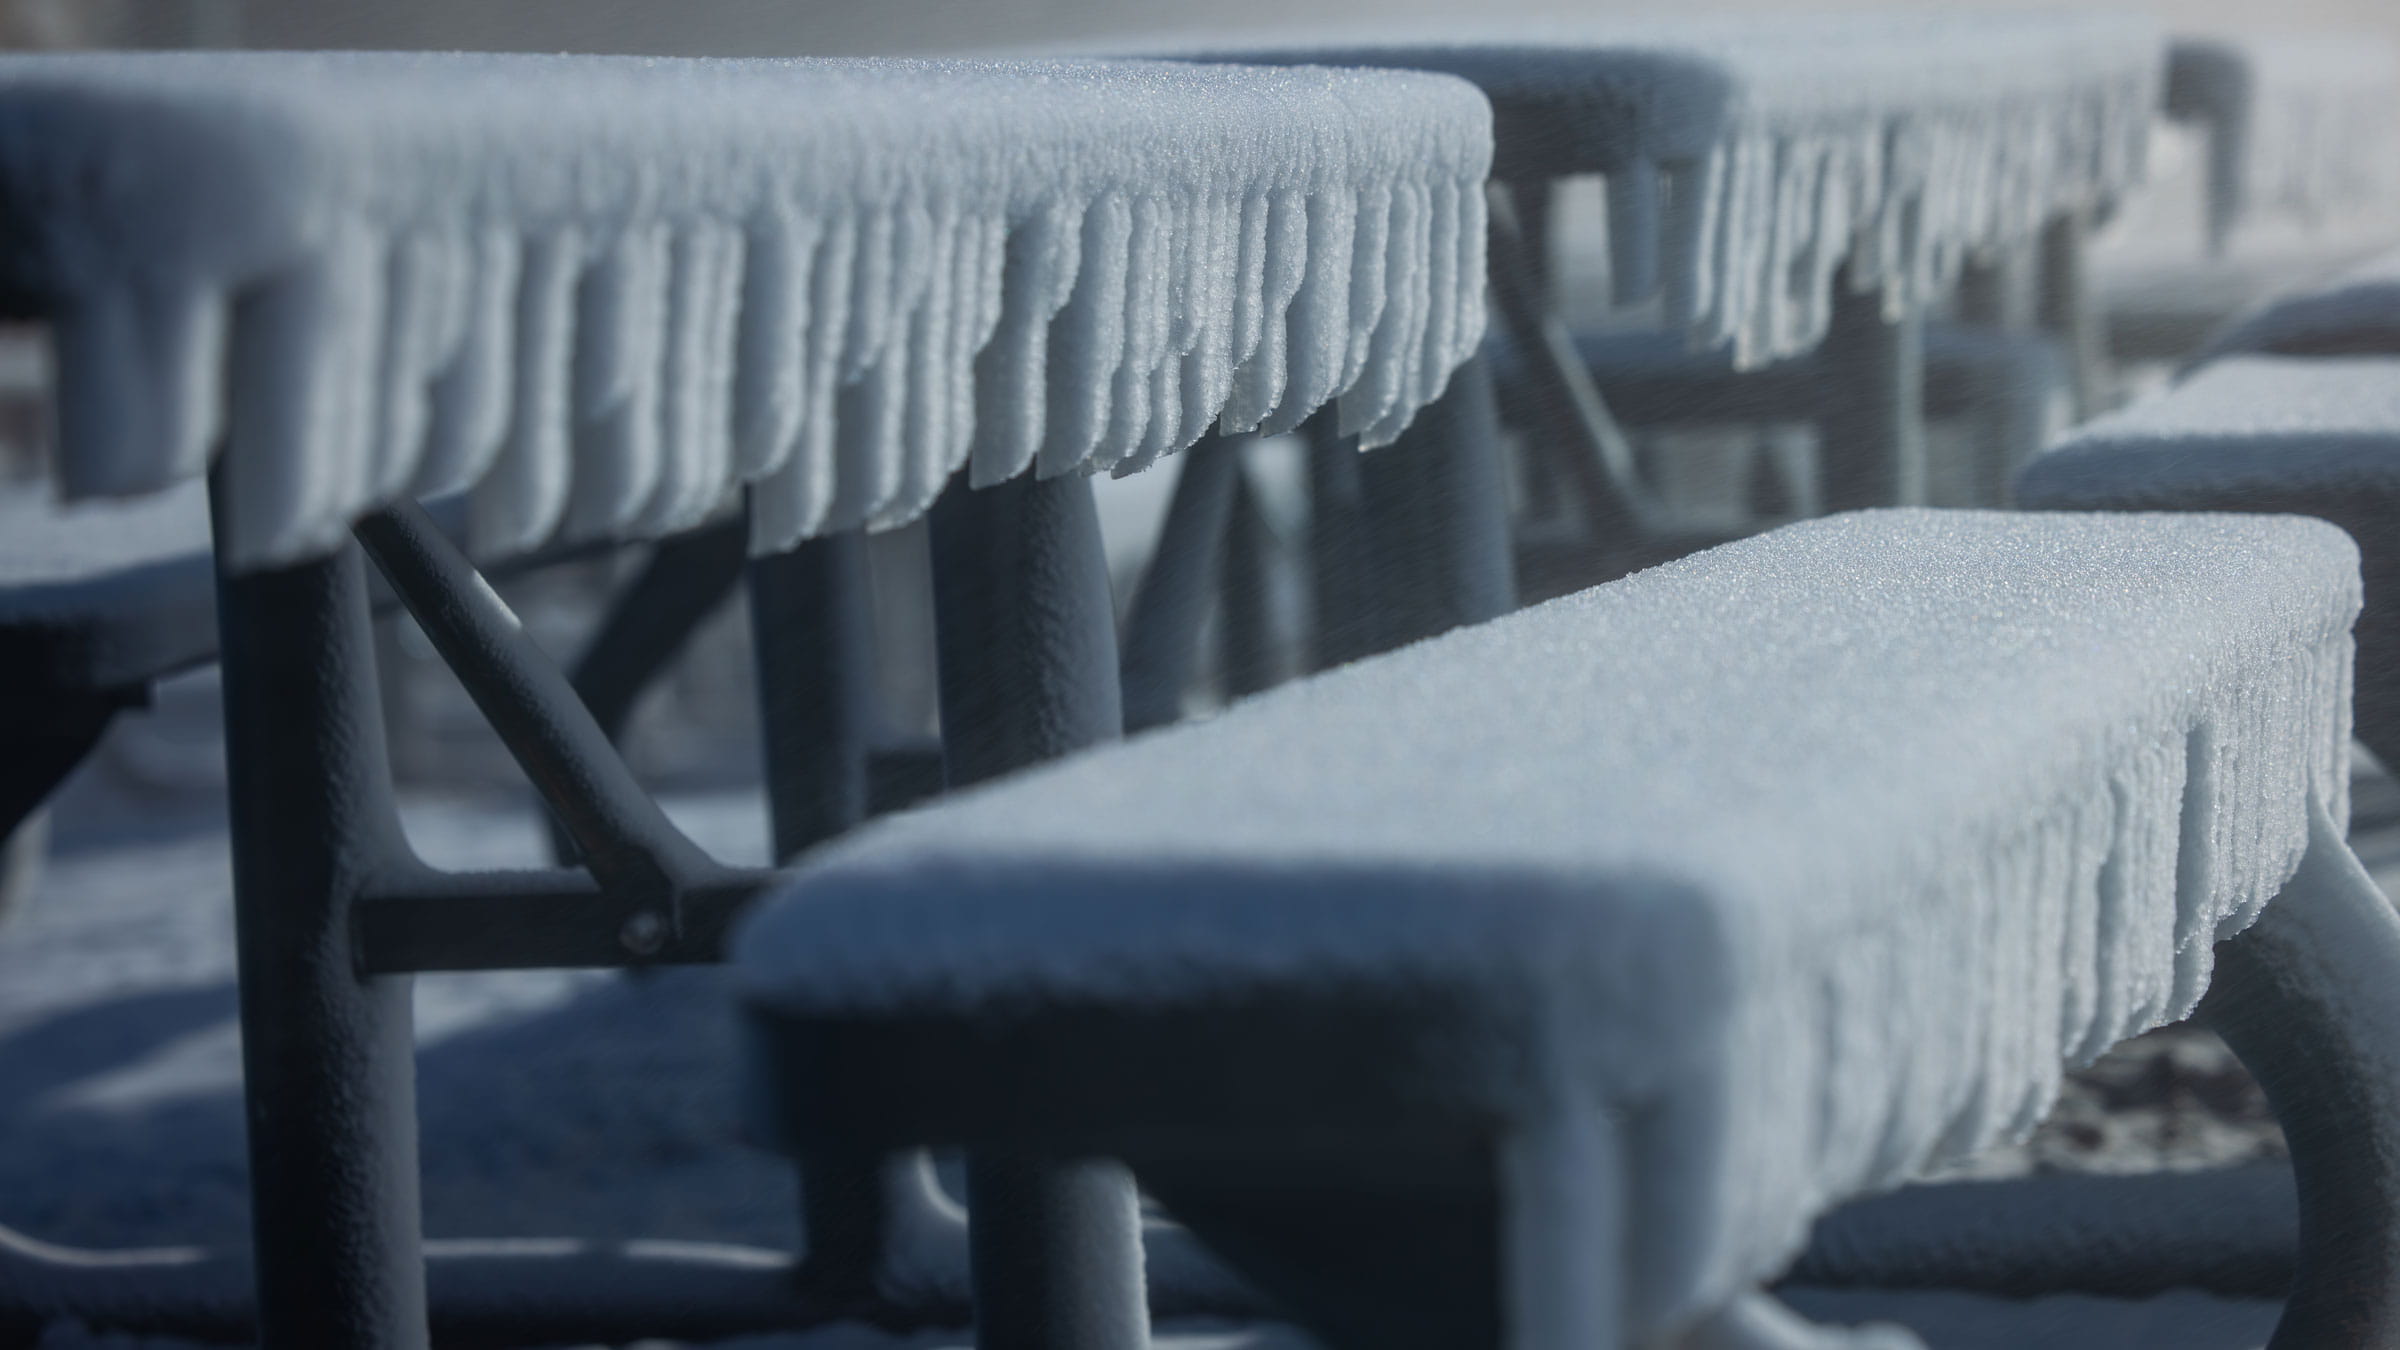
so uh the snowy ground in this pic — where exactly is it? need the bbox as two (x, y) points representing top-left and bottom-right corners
(6, 660), (2388, 1349)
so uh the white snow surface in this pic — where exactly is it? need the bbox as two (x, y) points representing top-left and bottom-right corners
(2167, 34), (2400, 254)
(1151, 12), (2159, 366)
(0, 53), (1490, 571)
(2019, 355), (2400, 509)
(736, 508), (2357, 1339)
(2199, 247), (2400, 361)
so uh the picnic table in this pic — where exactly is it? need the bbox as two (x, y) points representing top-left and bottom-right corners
(0, 50), (1490, 1349)
(1171, 13), (2158, 603)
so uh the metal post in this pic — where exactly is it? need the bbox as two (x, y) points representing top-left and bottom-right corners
(1120, 436), (1242, 733)
(749, 529), (877, 862)
(2199, 805), (2400, 1350)
(964, 1155), (1149, 1350)
(928, 468), (1146, 1350)
(1218, 467), (1280, 701)
(211, 481), (426, 1349)
(747, 526), (885, 1308)
(1306, 416), (1384, 671)
(2038, 209), (2104, 419)
(1816, 274), (1927, 514)
(1354, 353), (1516, 649)
(1956, 243), (2035, 334)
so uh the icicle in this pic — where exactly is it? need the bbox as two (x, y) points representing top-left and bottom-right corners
(841, 203), (902, 384)
(470, 228), (584, 560)
(1038, 191), (1132, 479)
(563, 221), (671, 540)
(1095, 193), (1172, 475)
(1342, 182), (1427, 444)
(636, 219), (744, 537)
(968, 198), (1079, 488)
(219, 221), (385, 570)
(51, 280), (225, 499)
(370, 229), (472, 501)
(730, 209), (820, 481)
(1171, 191), (1242, 454)
(1413, 180), (1465, 413)
(916, 210), (1002, 510)
(417, 227), (521, 500)
(1219, 188), (1307, 436)
(1259, 189), (1356, 435)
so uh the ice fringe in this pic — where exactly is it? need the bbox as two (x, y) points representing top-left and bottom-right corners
(1184, 12), (2159, 369)
(735, 509), (2356, 1345)
(0, 53), (1491, 570)
(2167, 34), (2400, 254)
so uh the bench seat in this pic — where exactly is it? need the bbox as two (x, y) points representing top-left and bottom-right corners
(2198, 247), (2400, 361)
(736, 508), (2365, 1350)
(0, 480), (216, 703)
(2017, 355), (2400, 769)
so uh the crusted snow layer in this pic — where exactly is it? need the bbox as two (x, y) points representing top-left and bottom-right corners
(2200, 247), (2400, 361)
(736, 508), (2357, 1340)
(1167, 12), (2157, 367)
(2019, 355), (2400, 508)
(2167, 35), (2400, 254)
(0, 53), (1490, 571)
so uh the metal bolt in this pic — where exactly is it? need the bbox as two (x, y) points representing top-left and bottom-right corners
(619, 908), (667, 956)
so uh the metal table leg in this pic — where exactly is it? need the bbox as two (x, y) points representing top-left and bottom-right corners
(2038, 208), (2104, 420)
(1817, 273), (1927, 513)
(928, 467), (1146, 1350)
(1218, 467), (1280, 700)
(1956, 244), (2036, 335)
(211, 486), (426, 1350)
(2198, 802), (2400, 1349)
(1306, 415), (1384, 672)
(748, 525), (888, 1309)
(1120, 434), (1242, 732)
(749, 528), (876, 863)
(1354, 352), (1515, 650)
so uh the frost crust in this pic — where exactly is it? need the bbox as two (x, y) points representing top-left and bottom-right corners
(0, 53), (1491, 569)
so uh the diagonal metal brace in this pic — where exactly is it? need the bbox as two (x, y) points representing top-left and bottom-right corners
(352, 502), (732, 955)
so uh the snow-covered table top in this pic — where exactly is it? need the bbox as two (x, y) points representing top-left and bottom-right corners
(1162, 13), (2160, 365)
(2166, 34), (2400, 254)
(2197, 247), (2400, 361)
(0, 53), (1491, 572)
(2020, 355), (2400, 509)
(737, 507), (2356, 1338)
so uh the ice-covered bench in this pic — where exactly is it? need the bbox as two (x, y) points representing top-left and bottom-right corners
(2019, 355), (2400, 774)
(736, 508), (2400, 1350)
(2195, 245), (2400, 361)
(0, 50), (1490, 1348)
